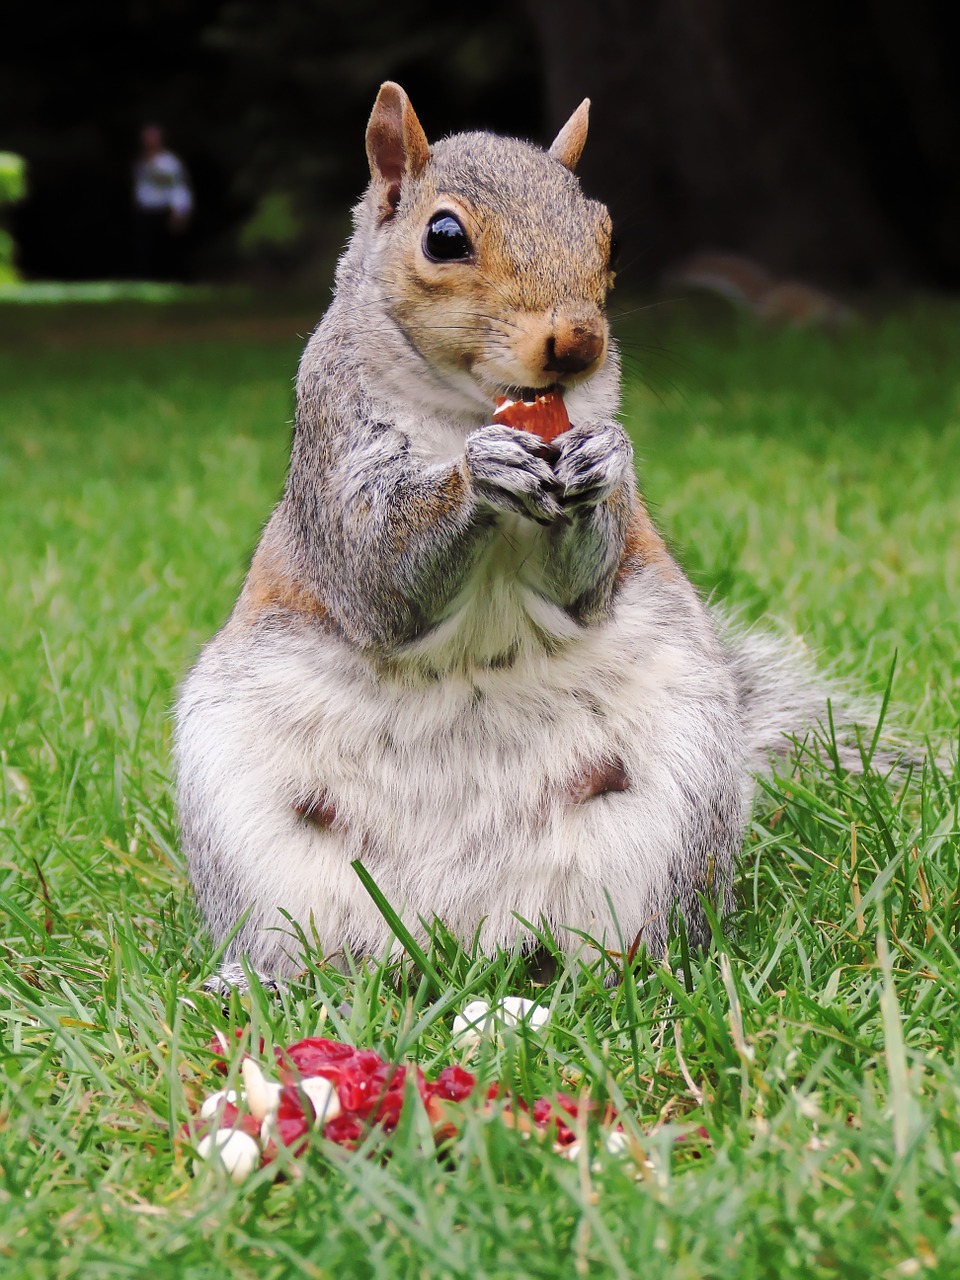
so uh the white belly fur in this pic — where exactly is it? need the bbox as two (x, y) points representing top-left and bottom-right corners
(176, 564), (745, 974)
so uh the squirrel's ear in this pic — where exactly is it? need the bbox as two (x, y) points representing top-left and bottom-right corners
(365, 82), (430, 222)
(548, 99), (590, 173)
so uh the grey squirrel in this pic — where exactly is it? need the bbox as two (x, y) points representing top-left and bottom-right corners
(175, 83), (880, 987)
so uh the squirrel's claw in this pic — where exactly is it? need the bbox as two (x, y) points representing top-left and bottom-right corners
(466, 424), (565, 524)
(554, 421), (632, 510)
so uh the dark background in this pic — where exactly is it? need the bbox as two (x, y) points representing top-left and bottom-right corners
(3, 0), (958, 290)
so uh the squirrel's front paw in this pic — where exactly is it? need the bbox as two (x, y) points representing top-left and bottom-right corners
(466, 424), (564, 525)
(553, 422), (632, 511)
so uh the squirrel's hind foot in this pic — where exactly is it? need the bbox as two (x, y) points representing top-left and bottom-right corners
(202, 961), (282, 999)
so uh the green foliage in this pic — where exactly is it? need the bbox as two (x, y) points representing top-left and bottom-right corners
(0, 151), (26, 283)
(0, 296), (958, 1277)
(0, 151), (26, 205)
(237, 192), (306, 257)
(0, 229), (17, 284)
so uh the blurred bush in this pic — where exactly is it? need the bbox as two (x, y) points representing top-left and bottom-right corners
(236, 190), (307, 267)
(0, 152), (26, 283)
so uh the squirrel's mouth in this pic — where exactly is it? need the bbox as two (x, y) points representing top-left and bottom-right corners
(500, 383), (563, 403)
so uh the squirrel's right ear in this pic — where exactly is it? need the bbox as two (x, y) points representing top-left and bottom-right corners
(365, 82), (430, 222)
(548, 99), (590, 173)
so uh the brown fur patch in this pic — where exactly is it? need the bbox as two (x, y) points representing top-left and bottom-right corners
(389, 465), (469, 555)
(236, 542), (329, 626)
(293, 792), (339, 829)
(566, 757), (629, 804)
(614, 493), (676, 586)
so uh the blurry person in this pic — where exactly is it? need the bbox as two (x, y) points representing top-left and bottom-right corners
(133, 124), (193, 280)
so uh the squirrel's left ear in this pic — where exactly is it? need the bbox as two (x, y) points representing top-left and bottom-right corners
(366, 82), (430, 222)
(548, 99), (590, 173)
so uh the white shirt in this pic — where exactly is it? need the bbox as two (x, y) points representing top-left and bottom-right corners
(134, 151), (193, 218)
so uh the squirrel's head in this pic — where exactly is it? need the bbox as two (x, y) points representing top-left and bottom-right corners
(358, 82), (617, 410)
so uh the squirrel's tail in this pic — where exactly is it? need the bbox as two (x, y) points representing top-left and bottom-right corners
(716, 613), (908, 778)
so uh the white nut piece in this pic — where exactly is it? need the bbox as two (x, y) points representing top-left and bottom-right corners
(195, 1129), (260, 1182)
(300, 1076), (342, 1127)
(241, 1058), (283, 1122)
(603, 1130), (631, 1157)
(453, 997), (551, 1048)
(452, 1000), (493, 1046)
(199, 1089), (239, 1120)
(497, 997), (550, 1032)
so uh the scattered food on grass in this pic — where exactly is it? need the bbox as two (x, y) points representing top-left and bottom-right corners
(188, 1030), (632, 1180)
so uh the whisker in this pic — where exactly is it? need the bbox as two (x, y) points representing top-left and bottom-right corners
(618, 353), (691, 409)
(609, 298), (683, 321)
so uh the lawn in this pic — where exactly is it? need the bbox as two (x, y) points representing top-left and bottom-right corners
(1, 294), (958, 1279)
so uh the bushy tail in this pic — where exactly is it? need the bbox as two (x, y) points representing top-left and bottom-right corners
(716, 613), (911, 778)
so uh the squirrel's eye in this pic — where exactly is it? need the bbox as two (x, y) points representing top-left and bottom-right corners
(608, 231), (621, 273)
(423, 213), (472, 262)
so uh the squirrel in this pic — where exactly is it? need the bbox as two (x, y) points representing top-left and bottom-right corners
(175, 83), (879, 988)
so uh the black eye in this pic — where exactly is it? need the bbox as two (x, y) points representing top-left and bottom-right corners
(608, 231), (620, 272)
(423, 212), (472, 262)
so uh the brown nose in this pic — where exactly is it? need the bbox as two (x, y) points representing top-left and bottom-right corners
(543, 321), (605, 375)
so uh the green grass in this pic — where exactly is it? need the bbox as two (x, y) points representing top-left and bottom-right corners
(1, 295), (958, 1279)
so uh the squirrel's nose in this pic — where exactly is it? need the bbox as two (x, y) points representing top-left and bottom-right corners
(543, 321), (605, 376)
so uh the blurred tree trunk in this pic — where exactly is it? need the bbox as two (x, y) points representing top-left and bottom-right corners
(527, 0), (959, 289)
